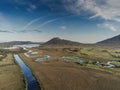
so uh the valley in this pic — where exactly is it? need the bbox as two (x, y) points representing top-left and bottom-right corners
(0, 36), (120, 90)
(18, 44), (120, 90)
(1, 1), (120, 90)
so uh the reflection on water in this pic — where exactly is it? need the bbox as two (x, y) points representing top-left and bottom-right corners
(62, 56), (118, 68)
(14, 44), (40, 48)
(106, 61), (116, 68)
(14, 54), (40, 90)
(24, 53), (30, 58)
(94, 61), (102, 66)
(35, 55), (51, 62)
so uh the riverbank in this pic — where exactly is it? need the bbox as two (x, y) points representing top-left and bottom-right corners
(0, 54), (25, 90)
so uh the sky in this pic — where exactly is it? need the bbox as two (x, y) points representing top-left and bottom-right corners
(0, 0), (120, 43)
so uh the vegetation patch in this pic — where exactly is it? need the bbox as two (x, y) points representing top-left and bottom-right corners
(0, 53), (26, 90)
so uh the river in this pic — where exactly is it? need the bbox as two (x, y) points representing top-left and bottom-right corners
(14, 54), (41, 90)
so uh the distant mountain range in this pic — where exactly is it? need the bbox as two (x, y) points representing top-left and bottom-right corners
(43, 35), (120, 47)
(97, 35), (120, 46)
(0, 41), (42, 47)
(0, 34), (119, 47)
(42, 37), (83, 46)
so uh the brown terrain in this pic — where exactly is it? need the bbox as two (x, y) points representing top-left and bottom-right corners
(19, 52), (120, 90)
(0, 54), (25, 90)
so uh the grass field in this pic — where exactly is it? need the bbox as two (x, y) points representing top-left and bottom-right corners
(19, 51), (120, 90)
(37, 46), (120, 61)
(112, 61), (120, 67)
(77, 47), (120, 61)
(0, 54), (25, 90)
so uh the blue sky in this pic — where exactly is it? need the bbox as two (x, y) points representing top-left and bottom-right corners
(0, 0), (120, 43)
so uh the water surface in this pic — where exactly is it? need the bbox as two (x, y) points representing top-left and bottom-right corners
(14, 54), (41, 90)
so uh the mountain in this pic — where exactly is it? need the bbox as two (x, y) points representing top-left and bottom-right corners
(42, 37), (82, 46)
(97, 35), (120, 46)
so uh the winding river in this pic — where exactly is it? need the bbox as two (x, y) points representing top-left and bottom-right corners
(14, 54), (41, 90)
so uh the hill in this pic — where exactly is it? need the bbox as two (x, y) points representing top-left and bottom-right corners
(97, 35), (120, 47)
(42, 37), (82, 46)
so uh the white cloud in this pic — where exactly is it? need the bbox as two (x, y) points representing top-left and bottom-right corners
(64, 0), (120, 22)
(14, 0), (38, 12)
(23, 16), (43, 30)
(27, 4), (37, 12)
(29, 4), (37, 10)
(22, 17), (59, 33)
(34, 18), (58, 30)
(98, 23), (117, 32)
(60, 26), (67, 30)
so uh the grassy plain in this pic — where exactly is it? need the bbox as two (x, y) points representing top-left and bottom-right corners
(32, 46), (120, 62)
(19, 45), (120, 90)
(0, 54), (25, 90)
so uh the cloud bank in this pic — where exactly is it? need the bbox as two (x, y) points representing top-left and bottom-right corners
(64, 0), (120, 22)
(0, 30), (13, 33)
(63, 0), (120, 31)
